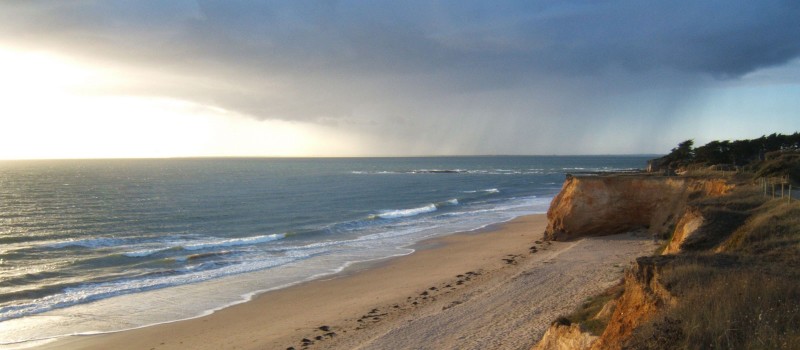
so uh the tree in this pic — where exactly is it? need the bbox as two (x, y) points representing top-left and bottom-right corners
(665, 139), (694, 168)
(694, 140), (731, 165)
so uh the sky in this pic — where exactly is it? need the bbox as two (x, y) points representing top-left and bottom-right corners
(0, 1), (799, 159)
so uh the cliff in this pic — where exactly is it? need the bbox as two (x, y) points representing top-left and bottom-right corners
(533, 323), (597, 350)
(589, 256), (674, 350)
(533, 144), (800, 348)
(532, 257), (675, 350)
(544, 176), (732, 241)
(662, 208), (703, 255)
(533, 175), (735, 350)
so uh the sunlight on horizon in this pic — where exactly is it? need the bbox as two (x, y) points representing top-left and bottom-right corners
(0, 47), (352, 160)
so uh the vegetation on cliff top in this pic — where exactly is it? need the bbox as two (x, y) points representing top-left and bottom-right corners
(651, 132), (800, 183)
(625, 157), (800, 349)
(626, 167), (800, 348)
(627, 256), (800, 350)
(546, 135), (800, 349)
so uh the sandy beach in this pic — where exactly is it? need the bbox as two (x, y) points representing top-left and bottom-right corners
(38, 214), (654, 350)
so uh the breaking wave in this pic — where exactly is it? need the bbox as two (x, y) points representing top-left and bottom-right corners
(373, 204), (438, 219)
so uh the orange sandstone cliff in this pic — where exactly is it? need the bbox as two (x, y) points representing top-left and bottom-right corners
(589, 256), (674, 350)
(544, 176), (732, 241)
(534, 175), (736, 350)
(532, 256), (677, 350)
(533, 323), (598, 350)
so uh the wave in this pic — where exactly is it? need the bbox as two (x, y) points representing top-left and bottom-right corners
(409, 169), (466, 174)
(124, 247), (171, 258)
(46, 238), (125, 249)
(436, 195), (550, 218)
(374, 204), (437, 219)
(0, 249), (310, 323)
(1, 193), (554, 332)
(462, 188), (500, 194)
(182, 233), (285, 251)
(186, 250), (233, 261)
(123, 234), (286, 258)
(350, 171), (395, 175)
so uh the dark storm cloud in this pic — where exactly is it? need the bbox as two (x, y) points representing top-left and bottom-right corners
(1, 0), (799, 154)
(6, 1), (799, 75)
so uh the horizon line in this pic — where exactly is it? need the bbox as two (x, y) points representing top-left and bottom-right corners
(0, 154), (664, 162)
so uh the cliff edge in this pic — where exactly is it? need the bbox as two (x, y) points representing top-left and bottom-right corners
(534, 170), (800, 349)
(544, 175), (732, 241)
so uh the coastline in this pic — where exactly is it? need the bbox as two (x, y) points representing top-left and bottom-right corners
(34, 214), (654, 350)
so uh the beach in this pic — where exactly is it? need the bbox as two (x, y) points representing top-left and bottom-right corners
(37, 214), (654, 350)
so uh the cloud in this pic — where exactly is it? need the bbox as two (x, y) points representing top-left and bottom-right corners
(1, 1), (799, 154)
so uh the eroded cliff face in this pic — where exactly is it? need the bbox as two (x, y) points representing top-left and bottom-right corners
(590, 256), (675, 350)
(533, 175), (760, 349)
(544, 176), (731, 241)
(530, 257), (675, 350)
(533, 324), (598, 350)
(662, 208), (704, 255)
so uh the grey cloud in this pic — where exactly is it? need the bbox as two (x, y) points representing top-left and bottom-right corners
(1, 1), (799, 154)
(5, 1), (799, 79)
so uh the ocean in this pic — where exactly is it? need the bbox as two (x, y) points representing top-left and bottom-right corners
(0, 156), (650, 345)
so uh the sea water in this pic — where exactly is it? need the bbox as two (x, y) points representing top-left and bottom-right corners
(0, 156), (650, 345)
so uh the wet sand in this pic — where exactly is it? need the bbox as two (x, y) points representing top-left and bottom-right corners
(39, 214), (654, 350)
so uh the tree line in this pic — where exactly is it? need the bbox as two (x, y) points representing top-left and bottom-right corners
(654, 132), (800, 170)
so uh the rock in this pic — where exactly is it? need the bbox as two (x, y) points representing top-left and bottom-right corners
(591, 256), (675, 350)
(663, 207), (704, 254)
(545, 176), (732, 241)
(532, 323), (597, 350)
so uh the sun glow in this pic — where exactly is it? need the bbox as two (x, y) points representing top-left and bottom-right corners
(0, 47), (349, 160)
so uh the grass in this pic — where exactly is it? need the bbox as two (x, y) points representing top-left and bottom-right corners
(678, 208), (750, 251)
(672, 183), (777, 253)
(625, 182), (800, 349)
(722, 199), (800, 262)
(549, 167), (800, 348)
(754, 151), (800, 184)
(625, 257), (800, 350)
